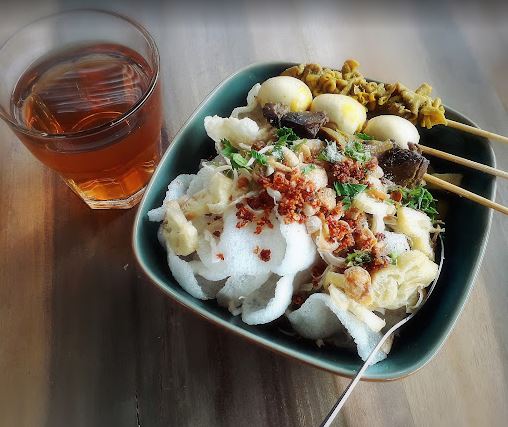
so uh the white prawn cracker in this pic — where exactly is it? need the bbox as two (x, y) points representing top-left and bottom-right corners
(186, 165), (218, 196)
(204, 115), (259, 148)
(147, 173), (195, 222)
(272, 220), (317, 276)
(217, 273), (271, 315)
(166, 249), (224, 300)
(178, 204), (287, 294)
(287, 293), (387, 363)
(242, 275), (295, 325)
(214, 207), (286, 276)
(230, 83), (261, 118)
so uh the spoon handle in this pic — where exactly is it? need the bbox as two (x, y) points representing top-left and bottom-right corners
(320, 237), (444, 427)
(319, 331), (393, 427)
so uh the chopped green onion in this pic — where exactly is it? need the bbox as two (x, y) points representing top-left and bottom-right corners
(344, 140), (371, 164)
(333, 182), (367, 210)
(220, 138), (251, 170)
(231, 153), (250, 169)
(301, 164), (316, 174)
(355, 132), (374, 141)
(388, 252), (398, 265)
(220, 138), (237, 158)
(345, 250), (372, 267)
(276, 127), (298, 145)
(400, 186), (438, 219)
(250, 149), (267, 165)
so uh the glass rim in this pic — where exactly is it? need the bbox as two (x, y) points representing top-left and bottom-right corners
(0, 8), (160, 139)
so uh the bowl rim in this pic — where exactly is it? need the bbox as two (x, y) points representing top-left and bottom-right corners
(132, 61), (495, 380)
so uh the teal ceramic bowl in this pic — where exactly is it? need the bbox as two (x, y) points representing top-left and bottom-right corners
(132, 62), (495, 380)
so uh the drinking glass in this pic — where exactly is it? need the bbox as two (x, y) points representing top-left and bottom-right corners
(0, 10), (162, 209)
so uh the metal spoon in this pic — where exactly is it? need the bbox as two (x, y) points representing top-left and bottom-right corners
(320, 237), (445, 427)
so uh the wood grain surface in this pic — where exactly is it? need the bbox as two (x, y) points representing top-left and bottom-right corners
(1, 1), (507, 426)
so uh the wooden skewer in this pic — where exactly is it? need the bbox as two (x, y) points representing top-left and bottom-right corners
(446, 119), (508, 145)
(419, 145), (508, 179)
(424, 173), (508, 215)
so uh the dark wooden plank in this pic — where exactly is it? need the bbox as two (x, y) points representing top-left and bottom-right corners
(44, 193), (139, 427)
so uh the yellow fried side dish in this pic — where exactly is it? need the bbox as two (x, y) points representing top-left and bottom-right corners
(281, 59), (447, 129)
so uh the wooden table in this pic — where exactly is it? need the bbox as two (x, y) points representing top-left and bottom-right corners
(1, 2), (507, 426)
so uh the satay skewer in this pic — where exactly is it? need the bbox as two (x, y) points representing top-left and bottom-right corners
(423, 173), (508, 215)
(419, 145), (508, 179)
(282, 62), (508, 146)
(446, 119), (508, 145)
(321, 126), (507, 179)
(318, 128), (506, 212)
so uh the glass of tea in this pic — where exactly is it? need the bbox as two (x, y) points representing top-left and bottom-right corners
(0, 10), (162, 209)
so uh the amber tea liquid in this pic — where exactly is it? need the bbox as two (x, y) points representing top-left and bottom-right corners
(11, 43), (162, 208)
